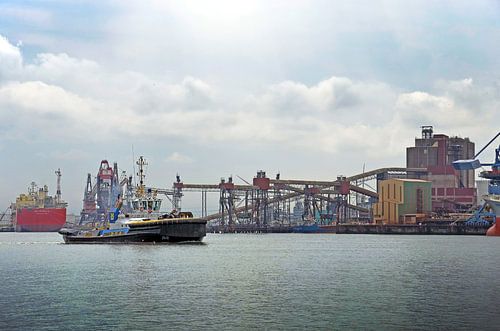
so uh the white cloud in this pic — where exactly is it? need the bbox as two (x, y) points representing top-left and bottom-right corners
(0, 33), (497, 159)
(166, 152), (193, 163)
(0, 35), (23, 80)
(248, 77), (398, 123)
(0, 81), (105, 141)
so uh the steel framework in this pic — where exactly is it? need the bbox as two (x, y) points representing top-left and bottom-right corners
(156, 167), (427, 229)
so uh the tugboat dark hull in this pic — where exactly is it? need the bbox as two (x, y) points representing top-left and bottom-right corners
(60, 219), (207, 244)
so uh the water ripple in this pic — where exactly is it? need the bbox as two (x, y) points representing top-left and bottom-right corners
(1, 233), (499, 330)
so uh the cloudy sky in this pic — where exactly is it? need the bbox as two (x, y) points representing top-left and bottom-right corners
(1, 0), (499, 214)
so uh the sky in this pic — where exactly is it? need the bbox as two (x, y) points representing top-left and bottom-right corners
(0, 0), (499, 214)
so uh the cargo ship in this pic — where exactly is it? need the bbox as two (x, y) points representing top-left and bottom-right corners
(12, 169), (67, 232)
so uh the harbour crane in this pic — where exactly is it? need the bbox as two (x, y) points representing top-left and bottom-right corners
(453, 131), (500, 236)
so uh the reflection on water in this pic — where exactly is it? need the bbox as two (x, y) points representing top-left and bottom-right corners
(1, 233), (499, 330)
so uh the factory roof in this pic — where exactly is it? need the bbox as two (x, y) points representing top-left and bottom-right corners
(391, 178), (430, 183)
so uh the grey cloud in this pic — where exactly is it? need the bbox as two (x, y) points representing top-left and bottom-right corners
(0, 33), (498, 158)
(130, 76), (216, 115)
(249, 77), (398, 126)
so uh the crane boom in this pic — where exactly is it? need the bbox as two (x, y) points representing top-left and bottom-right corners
(474, 131), (500, 159)
(453, 132), (500, 171)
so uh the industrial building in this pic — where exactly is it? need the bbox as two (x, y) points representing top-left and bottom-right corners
(373, 179), (432, 224)
(72, 127), (481, 229)
(406, 126), (476, 213)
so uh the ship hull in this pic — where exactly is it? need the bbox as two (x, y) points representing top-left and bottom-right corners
(484, 196), (500, 236)
(60, 219), (207, 244)
(15, 208), (66, 232)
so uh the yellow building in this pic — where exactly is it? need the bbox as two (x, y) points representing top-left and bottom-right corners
(373, 178), (431, 224)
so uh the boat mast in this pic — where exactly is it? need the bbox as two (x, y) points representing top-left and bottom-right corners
(136, 156), (147, 197)
(55, 168), (62, 203)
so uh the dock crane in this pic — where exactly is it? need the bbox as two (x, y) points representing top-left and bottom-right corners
(453, 131), (500, 236)
(0, 206), (12, 230)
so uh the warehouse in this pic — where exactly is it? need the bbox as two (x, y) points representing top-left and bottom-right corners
(373, 179), (432, 224)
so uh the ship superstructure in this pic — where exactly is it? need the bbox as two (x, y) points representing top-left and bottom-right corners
(79, 156), (166, 225)
(128, 156), (163, 216)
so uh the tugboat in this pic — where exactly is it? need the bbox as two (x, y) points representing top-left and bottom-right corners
(59, 207), (206, 243)
(59, 156), (206, 243)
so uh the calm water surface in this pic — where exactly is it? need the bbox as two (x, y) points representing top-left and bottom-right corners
(1, 233), (499, 330)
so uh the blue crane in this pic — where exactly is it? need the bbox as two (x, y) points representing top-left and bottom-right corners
(453, 132), (500, 171)
(452, 132), (500, 226)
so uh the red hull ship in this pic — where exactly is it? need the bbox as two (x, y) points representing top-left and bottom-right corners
(15, 208), (66, 232)
(12, 170), (68, 232)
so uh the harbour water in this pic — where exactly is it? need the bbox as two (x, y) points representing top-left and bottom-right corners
(1, 233), (499, 330)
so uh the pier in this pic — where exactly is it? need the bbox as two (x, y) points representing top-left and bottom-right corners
(209, 222), (489, 235)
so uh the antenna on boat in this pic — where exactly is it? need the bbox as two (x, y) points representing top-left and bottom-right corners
(55, 168), (62, 203)
(136, 156), (148, 197)
(132, 144), (136, 187)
